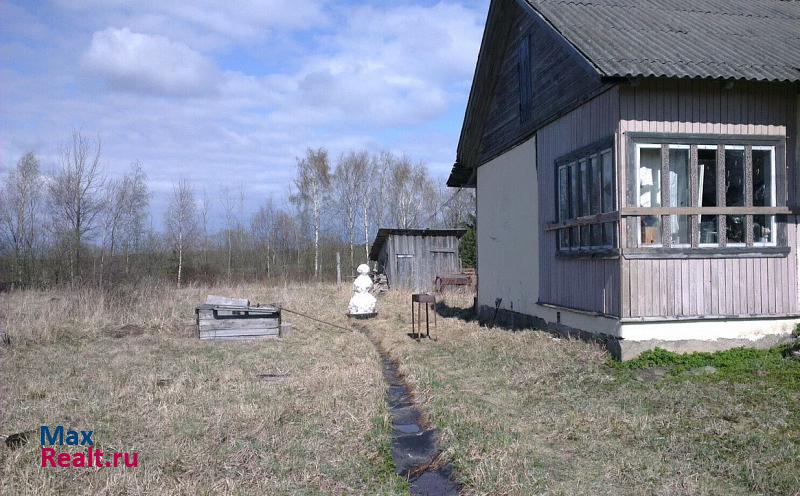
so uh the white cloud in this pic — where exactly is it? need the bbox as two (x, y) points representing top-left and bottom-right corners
(56, 0), (328, 50)
(82, 27), (220, 96)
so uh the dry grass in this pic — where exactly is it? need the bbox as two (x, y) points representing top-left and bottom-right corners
(368, 290), (800, 496)
(0, 283), (406, 495)
(3, 283), (800, 495)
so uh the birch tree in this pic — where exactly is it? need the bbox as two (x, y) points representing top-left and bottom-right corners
(386, 155), (436, 229)
(165, 180), (198, 287)
(332, 151), (368, 274)
(98, 162), (149, 283)
(0, 152), (44, 285)
(291, 148), (330, 278)
(220, 186), (236, 281)
(48, 132), (105, 280)
(251, 197), (275, 279)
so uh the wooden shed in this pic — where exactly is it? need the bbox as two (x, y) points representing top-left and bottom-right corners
(369, 228), (466, 292)
(447, 0), (800, 359)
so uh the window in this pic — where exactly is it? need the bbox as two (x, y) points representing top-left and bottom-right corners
(753, 146), (776, 246)
(556, 139), (616, 253)
(628, 135), (784, 251)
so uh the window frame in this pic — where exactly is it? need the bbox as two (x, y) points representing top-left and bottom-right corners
(624, 133), (788, 258)
(551, 136), (618, 258)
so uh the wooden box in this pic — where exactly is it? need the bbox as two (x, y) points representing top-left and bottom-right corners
(195, 302), (281, 341)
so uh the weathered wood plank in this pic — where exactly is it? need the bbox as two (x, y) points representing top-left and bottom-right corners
(199, 319), (280, 332)
(206, 295), (249, 307)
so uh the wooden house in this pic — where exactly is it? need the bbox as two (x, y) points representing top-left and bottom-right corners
(447, 0), (800, 359)
(369, 228), (466, 292)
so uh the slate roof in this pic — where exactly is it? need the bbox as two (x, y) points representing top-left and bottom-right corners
(524, 0), (800, 82)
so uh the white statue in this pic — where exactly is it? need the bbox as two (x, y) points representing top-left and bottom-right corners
(348, 263), (377, 315)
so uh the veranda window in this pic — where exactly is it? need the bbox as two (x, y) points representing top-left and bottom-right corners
(554, 138), (616, 254)
(626, 134), (786, 252)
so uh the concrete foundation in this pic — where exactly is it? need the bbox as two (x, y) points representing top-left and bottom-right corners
(477, 304), (799, 360)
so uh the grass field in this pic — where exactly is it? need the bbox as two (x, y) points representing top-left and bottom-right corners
(0, 283), (406, 495)
(369, 290), (800, 496)
(2, 283), (800, 495)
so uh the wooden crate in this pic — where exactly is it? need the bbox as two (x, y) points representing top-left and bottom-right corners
(195, 303), (281, 341)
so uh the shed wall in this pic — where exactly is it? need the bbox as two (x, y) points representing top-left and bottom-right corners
(537, 87), (621, 316)
(385, 234), (461, 292)
(618, 80), (799, 318)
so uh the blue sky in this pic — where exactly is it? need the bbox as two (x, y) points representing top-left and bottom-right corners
(0, 0), (488, 227)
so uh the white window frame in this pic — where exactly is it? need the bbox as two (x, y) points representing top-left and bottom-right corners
(635, 143), (663, 248)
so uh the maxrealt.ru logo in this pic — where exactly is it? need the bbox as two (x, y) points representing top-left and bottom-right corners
(40, 425), (138, 468)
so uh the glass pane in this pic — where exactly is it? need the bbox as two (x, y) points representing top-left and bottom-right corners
(698, 148), (717, 208)
(579, 159), (589, 216)
(590, 156), (601, 215)
(668, 147), (690, 207)
(638, 146), (661, 207)
(603, 222), (616, 247)
(590, 224), (603, 247)
(726, 214), (745, 244)
(725, 147), (745, 207)
(570, 163), (579, 222)
(640, 215), (661, 246)
(601, 150), (614, 212)
(753, 148), (774, 207)
(669, 215), (690, 246)
(700, 215), (718, 245)
(558, 167), (569, 221)
(753, 215), (775, 244)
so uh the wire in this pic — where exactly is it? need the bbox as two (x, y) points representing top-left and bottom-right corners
(420, 187), (464, 227)
(280, 306), (354, 333)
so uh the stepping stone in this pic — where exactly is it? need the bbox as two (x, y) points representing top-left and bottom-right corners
(391, 430), (437, 476)
(410, 466), (460, 496)
(387, 385), (412, 407)
(393, 423), (421, 434)
(391, 406), (421, 425)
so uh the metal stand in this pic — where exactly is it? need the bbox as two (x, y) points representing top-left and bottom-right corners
(411, 293), (436, 341)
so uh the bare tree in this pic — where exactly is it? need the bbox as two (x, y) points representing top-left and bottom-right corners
(48, 131), (105, 280)
(220, 186), (237, 282)
(291, 148), (330, 278)
(199, 188), (210, 266)
(98, 162), (149, 283)
(386, 155), (436, 229)
(332, 151), (368, 274)
(119, 163), (149, 276)
(251, 197), (275, 279)
(165, 180), (198, 287)
(0, 152), (43, 285)
(440, 187), (476, 228)
(362, 152), (390, 259)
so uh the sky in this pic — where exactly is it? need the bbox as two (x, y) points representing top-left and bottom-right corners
(0, 0), (488, 228)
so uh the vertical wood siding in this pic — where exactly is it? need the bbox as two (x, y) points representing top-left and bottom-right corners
(619, 80), (799, 318)
(382, 234), (462, 293)
(537, 87), (621, 316)
(478, 12), (605, 166)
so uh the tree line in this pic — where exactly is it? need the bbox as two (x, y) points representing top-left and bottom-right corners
(0, 132), (475, 289)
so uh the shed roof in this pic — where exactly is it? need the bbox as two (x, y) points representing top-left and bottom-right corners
(369, 228), (467, 261)
(524, 0), (800, 82)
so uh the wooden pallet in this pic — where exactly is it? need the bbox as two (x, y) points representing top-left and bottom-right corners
(195, 300), (282, 341)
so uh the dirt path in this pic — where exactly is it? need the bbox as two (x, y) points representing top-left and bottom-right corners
(357, 324), (459, 495)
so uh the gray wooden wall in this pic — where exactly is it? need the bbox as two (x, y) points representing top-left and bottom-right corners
(537, 87), (622, 316)
(478, 5), (606, 167)
(380, 234), (461, 293)
(618, 80), (799, 319)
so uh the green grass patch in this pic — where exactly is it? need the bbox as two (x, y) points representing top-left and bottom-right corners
(612, 344), (800, 385)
